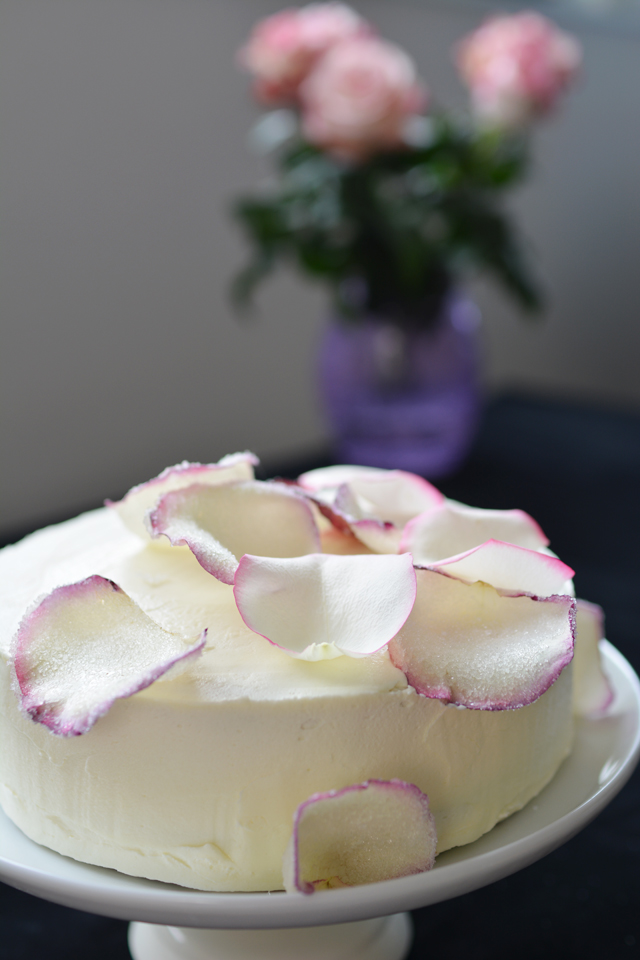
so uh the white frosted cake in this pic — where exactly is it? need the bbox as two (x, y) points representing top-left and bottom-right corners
(0, 457), (612, 892)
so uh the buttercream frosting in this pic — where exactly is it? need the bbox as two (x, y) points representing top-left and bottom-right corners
(0, 505), (575, 891)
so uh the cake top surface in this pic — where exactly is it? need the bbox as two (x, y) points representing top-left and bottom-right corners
(1, 456), (582, 732)
(0, 507), (409, 703)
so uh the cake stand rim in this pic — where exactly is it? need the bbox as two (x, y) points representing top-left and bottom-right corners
(1, 640), (639, 929)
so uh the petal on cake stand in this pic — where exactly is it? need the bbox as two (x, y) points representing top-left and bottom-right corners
(234, 552), (416, 659)
(573, 599), (615, 716)
(400, 501), (549, 564)
(108, 452), (259, 539)
(282, 779), (437, 894)
(12, 575), (206, 737)
(428, 539), (575, 597)
(147, 480), (320, 585)
(388, 568), (576, 710)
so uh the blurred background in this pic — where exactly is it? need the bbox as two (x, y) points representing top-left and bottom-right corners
(2, 4), (640, 958)
(1, 0), (639, 537)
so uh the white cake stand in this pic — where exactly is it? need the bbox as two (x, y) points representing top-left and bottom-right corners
(2, 641), (639, 960)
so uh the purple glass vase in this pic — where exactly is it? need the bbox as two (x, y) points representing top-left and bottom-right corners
(317, 292), (482, 478)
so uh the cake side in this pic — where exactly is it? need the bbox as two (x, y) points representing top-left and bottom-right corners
(0, 653), (573, 891)
(0, 508), (574, 891)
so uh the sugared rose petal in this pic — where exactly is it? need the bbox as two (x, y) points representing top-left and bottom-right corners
(148, 480), (320, 585)
(234, 552), (416, 659)
(388, 568), (575, 710)
(400, 501), (549, 564)
(573, 599), (614, 717)
(12, 576), (206, 737)
(282, 779), (437, 894)
(333, 473), (444, 552)
(338, 473), (444, 526)
(297, 465), (389, 493)
(299, 467), (443, 553)
(430, 539), (574, 597)
(297, 466), (402, 538)
(108, 453), (259, 539)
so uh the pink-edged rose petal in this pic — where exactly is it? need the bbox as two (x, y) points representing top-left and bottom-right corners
(338, 472), (444, 526)
(299, 467), (444, 553)
(400, 501), (549, 564)
(107, 453), (259, 539)
(297, 466), (399, 538)
(148, 480), (320, 585)
(12, 575), (206, 737)
(430, 539), (574, 597)
(297, 465), (390, 493)
(333, 473), (444, 553)
(388, 568), (575, 710)
(234, 552), (416, 660)
(573, 599), (614, 717)
(283, 779), (437, 894)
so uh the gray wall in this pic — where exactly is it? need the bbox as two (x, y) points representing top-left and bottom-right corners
(2, 0), (639, 534)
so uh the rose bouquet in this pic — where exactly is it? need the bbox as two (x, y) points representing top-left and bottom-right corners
(232, 4), (580, 326)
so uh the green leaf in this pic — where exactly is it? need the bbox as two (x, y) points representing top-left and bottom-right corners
(229, 123), (540, 322)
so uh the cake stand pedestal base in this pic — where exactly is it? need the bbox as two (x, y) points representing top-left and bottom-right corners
(128, 912), (412, 960)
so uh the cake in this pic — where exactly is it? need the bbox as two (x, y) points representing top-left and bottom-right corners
(0, 456), (612, 893)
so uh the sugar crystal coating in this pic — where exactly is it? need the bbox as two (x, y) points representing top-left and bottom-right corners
(388, 568), (576, 710)
(283, 779), (437, 893)
(13, 575), (205, 736)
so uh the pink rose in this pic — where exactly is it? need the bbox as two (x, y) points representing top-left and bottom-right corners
(239, 4), (370, 105)
(300, 37), (427, 161)
(456, 12), (581, 128)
